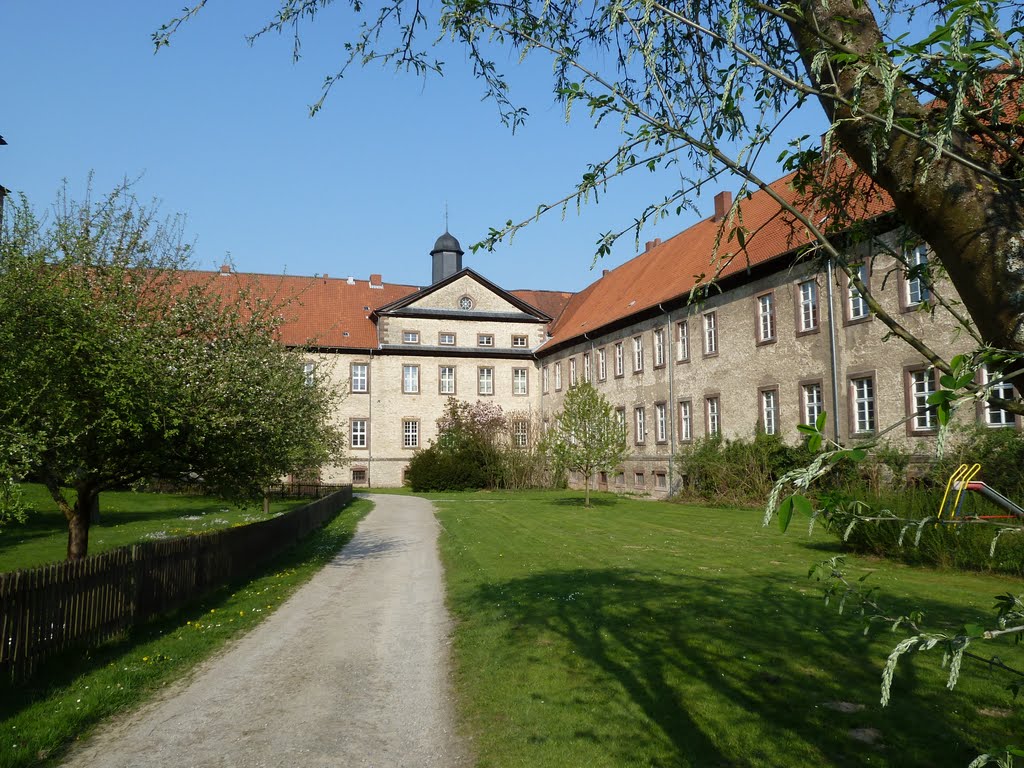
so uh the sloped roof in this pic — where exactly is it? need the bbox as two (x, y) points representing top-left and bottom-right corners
(176, 164), (901, 353)
(181, 269), (572, 351)
(544, 170), (893, 349)
(372, 267), (555, 321)
(508, 289), (575, 322)
(183, 270), (420, 348)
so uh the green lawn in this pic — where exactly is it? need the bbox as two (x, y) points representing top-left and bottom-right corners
(435, 490), (1022, 768)
(0, 485), (307, 572)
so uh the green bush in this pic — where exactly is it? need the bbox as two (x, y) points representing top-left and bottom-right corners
(934, 424), (1024, 502)
(817, 427), (1024, 575)
(405, 444), (493, 492)
(404, 399), (557, 492)
(676, 431), (815, 504)
(823, 492), (1024, 576)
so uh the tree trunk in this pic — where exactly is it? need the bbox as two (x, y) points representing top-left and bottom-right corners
(43, 474), (94, 561)
(584, 470), (592, 507)
(87, 491), (101, 525)
(68, 483), (99, 560)
(66, 503), (91, 561)
(788, 0), (1024, 353)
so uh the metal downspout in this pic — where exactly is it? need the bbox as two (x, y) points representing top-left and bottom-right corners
(583, 331), (594, 495)
(825, 259), (842, 443)
(367, 347), (374, 487)
(659, 304), (675, 494)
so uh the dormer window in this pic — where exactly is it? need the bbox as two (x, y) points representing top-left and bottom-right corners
(459, 296), (474, 310)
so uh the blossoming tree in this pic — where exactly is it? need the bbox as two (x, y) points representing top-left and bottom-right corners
(0, 181), (345, 560)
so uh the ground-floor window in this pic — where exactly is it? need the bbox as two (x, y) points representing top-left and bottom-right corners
(705, 396), (721, 436)
(760, 388), (779, 435)
(908, 368), (937, 432)
(403, 419), (420, 448)
(850, 376), (875, 435)
(982, 365), (1016, 427)
(801, 382), (823, 426)
(513, 419), (529, 447)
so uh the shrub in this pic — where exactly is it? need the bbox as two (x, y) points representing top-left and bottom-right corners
(934, 424), (1024, 502)
(822, 492), (1024, 576)
(405, 444), (492, 492)
(404, 399), (557, 492)
(676, 431), (815, 504)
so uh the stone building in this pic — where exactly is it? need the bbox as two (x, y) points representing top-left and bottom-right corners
(217, 173), (1019, 494)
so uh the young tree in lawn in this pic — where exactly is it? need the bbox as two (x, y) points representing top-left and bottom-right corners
(0, 181), (344, 560)
(542, 382), (627, 507)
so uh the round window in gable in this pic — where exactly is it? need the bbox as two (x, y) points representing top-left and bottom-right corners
(459, 296), (474, 310)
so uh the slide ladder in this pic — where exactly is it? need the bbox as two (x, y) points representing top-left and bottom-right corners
(938, 463), (1024, 521)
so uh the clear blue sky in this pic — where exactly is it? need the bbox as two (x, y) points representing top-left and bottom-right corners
(1, 2), (822, 292)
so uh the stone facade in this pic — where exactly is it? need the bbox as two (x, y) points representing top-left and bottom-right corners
(276, 210), (1018, 495)
(313, 271), (548, 488)
(536, 244), (992, 497)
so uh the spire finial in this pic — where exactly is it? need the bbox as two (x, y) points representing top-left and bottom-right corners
(444, 202), (449, 232)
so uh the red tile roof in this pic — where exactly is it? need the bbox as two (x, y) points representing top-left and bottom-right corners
(185, 271), (421, 348)
(508, 289), (575, 321)
(181, 273), (575, 350)
(543, 170), (893, 349)
(179, 164), (901, 352)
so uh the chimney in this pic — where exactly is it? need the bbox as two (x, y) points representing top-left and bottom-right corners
(602, 269), (610, 277)
(713, 191), (732, 222)
(322, 273), (329, 279)
(369, 273), (383, 289)
(644, 238), (663, 252)
(219, 264), (231, 275)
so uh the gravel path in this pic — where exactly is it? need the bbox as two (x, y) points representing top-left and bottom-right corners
(61, 493), (470, 768)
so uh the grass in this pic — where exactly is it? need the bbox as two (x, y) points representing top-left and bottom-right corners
(0, 497), (370, 768)
(434, 489), (1023, 768)
(0, 484), (308, 572)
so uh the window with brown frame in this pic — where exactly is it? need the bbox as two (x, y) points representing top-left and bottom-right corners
(796, 280), (819, 334)
(755, 293), (776, 344)
(439, 365), (457, 395)
(905, 366), (938, 435)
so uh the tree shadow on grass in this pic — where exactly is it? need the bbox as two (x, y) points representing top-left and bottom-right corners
(550, 497), (621, 508)
(458, 567), (1020, 767)
(792, 539), (846, 554)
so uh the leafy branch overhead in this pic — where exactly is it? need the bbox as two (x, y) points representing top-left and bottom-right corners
(766, 408), (1024, 764)
(158, 0), (1024, 378)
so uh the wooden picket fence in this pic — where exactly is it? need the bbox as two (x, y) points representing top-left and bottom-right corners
(265, 481), (350, 500)
(0, 486), (353, 682)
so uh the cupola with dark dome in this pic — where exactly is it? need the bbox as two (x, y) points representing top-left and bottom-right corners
(431, 231), (464, 284)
